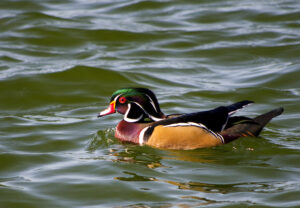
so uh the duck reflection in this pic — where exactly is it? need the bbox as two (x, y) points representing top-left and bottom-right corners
(109, 145), (218, 168)
(111, 145), (267, 197)
(115, 170), (271, 196)
(110, 145), (165, 169)
(114, 171), (155, 182)
(114, 171), (221, 206)
(88, 132), (268, 206)
(164, 149), (217, 163)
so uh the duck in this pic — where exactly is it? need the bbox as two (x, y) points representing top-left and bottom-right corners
(98, 88), (283, 150)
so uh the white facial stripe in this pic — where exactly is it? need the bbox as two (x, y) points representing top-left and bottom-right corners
(149, 115), (163, 121)
(134, 102), (162, 121)
(124, 103), (131, 118)
(133, 102), (146, 113)
(139, 126), (149, 145)
(124, 103), (143, 123)
(145, 94), (158, 113)
(122, 100), (162, 123)
(124, 115), (143, 123)
(113, 94), (121, 102)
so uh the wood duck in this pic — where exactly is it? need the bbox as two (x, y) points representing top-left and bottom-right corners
(98, 88), (283, 150)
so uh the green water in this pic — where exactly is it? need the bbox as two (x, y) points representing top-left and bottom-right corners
(1, 0), (300, 207)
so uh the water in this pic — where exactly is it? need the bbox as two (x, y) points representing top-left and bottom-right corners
(0, 0), (300, 207)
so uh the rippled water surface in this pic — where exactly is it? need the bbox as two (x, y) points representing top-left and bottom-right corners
(1, 0), (300, 207)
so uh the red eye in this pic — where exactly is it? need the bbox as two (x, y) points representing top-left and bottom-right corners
(119, 96), (127, 104)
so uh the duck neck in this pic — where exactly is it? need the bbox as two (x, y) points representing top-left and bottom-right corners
(115, 120), (149, 144)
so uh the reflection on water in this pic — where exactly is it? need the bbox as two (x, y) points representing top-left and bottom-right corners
(115, 169), (300, 207)
(88, 134), (221, 169)
(164, 149), (217, 164)
(115, 171), (155, 182)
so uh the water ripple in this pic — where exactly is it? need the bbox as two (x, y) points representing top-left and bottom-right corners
(1, 0), (300, 207)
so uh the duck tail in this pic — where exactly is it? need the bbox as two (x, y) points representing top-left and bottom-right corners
(221, 107), (284, 144)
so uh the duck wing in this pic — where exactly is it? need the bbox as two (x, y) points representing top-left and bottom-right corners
(147, 100), (254, 134)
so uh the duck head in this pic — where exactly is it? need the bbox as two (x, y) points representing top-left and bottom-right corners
(98, 88), (165, 123)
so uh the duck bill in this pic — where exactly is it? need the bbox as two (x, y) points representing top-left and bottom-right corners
(98, 101), (116, 117)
